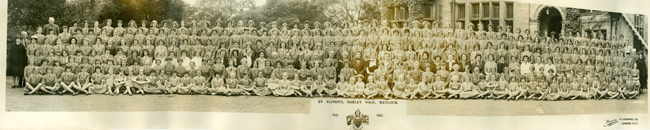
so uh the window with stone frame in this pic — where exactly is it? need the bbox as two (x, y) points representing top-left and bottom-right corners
(635, 14), (645, 39)
(424, 3), (437, 20)
(506, 2), (514, 19)
(393, 6), (409, 21)
(472, 3), (480, 19)
(460, 1), (513, 31)
(492, 3), (499, 18)
(483, 3), (490, 18)
(457, 4), (466, 20)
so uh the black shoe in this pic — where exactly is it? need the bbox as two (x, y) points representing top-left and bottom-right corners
(24, 93), (30, 95)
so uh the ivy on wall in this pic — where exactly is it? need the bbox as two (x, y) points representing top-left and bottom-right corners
(379, 0), (429, 21)
(563, 8), (582, 34)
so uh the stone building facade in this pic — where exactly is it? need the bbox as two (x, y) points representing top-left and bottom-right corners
(380, 0), (647, 50)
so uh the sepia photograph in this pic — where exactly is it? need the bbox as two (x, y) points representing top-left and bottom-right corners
(1, 0), (649, 129)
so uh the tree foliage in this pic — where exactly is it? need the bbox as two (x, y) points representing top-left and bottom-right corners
(9, 0), (66, 28)
(378, 0), (429, 21)
(184, 0), (256, 23)
(201, 0), (338, 27)
(324, 0), (380, 23)
(406, 0), (425, 20)
(61, 0), (120, 25)
(243, 0), (331, 24)
(8, 0), (383, 32)
(9, 0), (188, 29)
(564, 8), (582, 34)
(358, 0), (380, 20)
(102, 0), (188, 25)
(379, 0), (406, 20)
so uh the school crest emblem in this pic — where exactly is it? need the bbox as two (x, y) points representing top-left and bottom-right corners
(346, 109), (369, 130)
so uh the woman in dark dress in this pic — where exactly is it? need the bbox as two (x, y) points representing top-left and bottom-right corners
(8, 37), (28, 88)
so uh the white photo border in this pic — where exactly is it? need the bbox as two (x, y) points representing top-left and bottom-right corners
(0, 0), (649, 129)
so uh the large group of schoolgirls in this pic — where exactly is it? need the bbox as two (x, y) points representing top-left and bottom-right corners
(17, 17), (643, 100)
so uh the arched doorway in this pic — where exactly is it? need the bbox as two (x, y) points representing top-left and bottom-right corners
(538, 7), (563, 38)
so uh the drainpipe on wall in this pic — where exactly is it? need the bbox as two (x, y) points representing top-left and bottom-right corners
(451, 0), (456, 30)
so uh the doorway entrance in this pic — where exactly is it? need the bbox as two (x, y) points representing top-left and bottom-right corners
(539, 7), (563, 38)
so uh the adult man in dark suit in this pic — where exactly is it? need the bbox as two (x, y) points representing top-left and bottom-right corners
(44, 17), (60, 35)
(351, 52), (365, 77)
